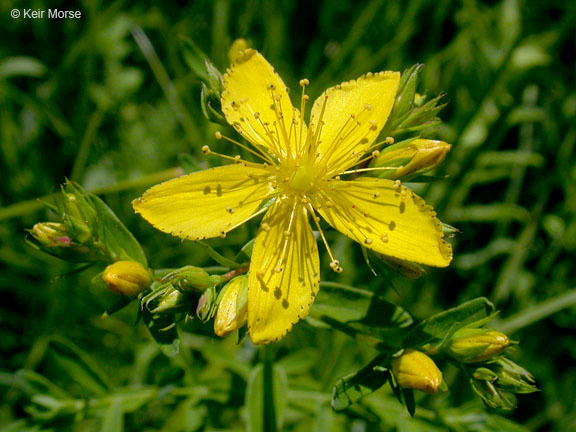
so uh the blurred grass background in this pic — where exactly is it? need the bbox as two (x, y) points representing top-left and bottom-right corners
(1, 0), (575, 430)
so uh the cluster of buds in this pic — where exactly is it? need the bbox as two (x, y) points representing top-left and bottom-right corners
(470, 357), (538, 409)
(27, 181), (147, 265)
(390, 324), (536, 411)
(142, 266), (224, 316)
(382, 63), (446, 137)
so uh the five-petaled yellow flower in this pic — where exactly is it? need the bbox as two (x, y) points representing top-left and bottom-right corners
(133, 49), (453, 344)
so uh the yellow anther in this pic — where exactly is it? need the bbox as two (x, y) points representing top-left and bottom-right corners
(365, 104), (372, 111)
(364, 238), (373, 245)
(381, 233), (389, 243)
(267, 84), (276, 90)
(274, 266), (283, 273)
(254, 112), (260, 119)
(219, 231), (227, 238)
(393, 180), (401, 189)
(299, 78), (310, 87)
(303, 95), (310, 102)
(373, 192), (380, 199)
(215, 131), (223, 139)
(386, 137), (395, 145)
(261, 223), (271, 232)
(202, 145), (211, 154)
(372, 150), (380, 158)
(226, 207), (234, 214)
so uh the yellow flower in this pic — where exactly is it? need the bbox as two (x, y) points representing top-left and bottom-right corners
(133, 49), (452, 344)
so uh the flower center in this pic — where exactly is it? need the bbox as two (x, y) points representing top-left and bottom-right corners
(287, 165), (315, 194)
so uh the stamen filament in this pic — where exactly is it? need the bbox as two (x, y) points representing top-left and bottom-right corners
(215, 131), (275, 165)
(306, 202), (342, 273)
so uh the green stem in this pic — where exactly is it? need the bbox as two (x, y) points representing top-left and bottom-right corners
(262, 346), (277, 432)
(131, 27), (201, 145)
(70, 110), (104, 182)
(496, 288), (576, 334)
(0, 168), (183, 221)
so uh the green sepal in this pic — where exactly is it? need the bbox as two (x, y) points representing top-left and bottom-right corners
(403, 298), (495, 348)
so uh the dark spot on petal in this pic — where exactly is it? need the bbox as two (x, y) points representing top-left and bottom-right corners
(216, 184), (223, 196)
(274, 288), (282, 299)
(282, 299), (289, 309)
(399, 202), (406, 214)
(203, 186), (211, 195)
(389, 221), (396, 231)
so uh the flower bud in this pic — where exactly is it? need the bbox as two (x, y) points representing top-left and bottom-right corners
(214, 276), (248, 337)
(391, 349), (443, 394)
(30, 222), (71, 247)
(228, 38), (250, 64)
(445, 328), (509, 363)
(196, 287), (216, 322)
(374, 139), (451, 179)
(163, 266), (222, 292)
(102, 261), (151, 298)
(151, 286), (189, 314)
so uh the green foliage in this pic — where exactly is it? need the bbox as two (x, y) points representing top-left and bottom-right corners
(2, 0), (576, 431)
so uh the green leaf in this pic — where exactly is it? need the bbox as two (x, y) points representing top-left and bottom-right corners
(403, 298), (496, 348)
(331, 353), (390, 411)
(309, 282), (413, 346)
(101, 399), (124, 432)
(180, 36), (210, 82)
(141, 308), (180, 357)
(246, 361), (288, 432)
(87, 193), (147, 265)
(46, 337), (112, 396)
(197, 240), (241, 269)
(0, 56), (47, 79)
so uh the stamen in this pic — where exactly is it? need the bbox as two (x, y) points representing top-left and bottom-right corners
(214, 131), (275, 165)
(341, 166), (401, 175)
(306, 202), (343, 273)
(274, 200), (298, 274)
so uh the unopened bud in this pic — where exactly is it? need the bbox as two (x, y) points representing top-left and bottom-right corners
(151, 287), (188, 314)
(392, 349), (443, 394)
(30, 222), (71, 247)
(163, 266), (222, 292)
(214, 276), (248, 337)
(374, 139), (451, 179)
(102, 261), (151, 298)
(196, 287), (215, 322)
(445, 328), (510, 363)
(228, 38), (250, 64)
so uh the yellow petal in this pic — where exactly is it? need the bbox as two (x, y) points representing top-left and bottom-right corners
(248, 197), (319, 344)
(133, 164), (273, 241)
(313, 178), (452, 267)
(310, 71), (400, 173)
(222, 49), (307, 160)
